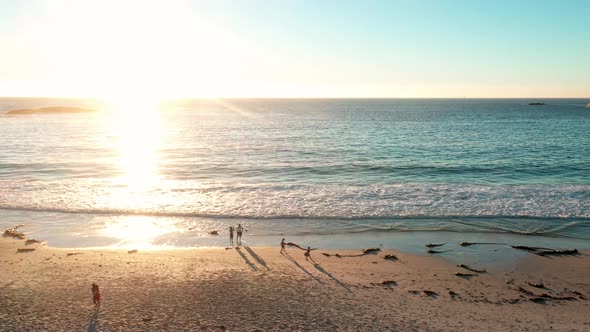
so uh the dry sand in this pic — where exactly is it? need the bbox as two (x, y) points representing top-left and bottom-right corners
(1, 238), (589, 331)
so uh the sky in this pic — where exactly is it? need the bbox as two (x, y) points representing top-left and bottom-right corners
(0, 0), (589, 99)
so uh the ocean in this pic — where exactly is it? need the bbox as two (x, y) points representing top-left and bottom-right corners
(1, 98), (589, 251)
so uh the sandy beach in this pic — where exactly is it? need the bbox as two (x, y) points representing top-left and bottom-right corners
(2, 0), (589, 330)
(1, 237), (589, 331)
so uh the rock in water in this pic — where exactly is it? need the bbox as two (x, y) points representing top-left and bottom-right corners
(455, 272), (476, 277)
(425, 243), (446, 248)
(4, 227), (25, 239)
(362, 248), (380, 255)
(7, 106), (96, 115)
(428, 249), (453, 254)
(536, 249), (578, 256)
(457, 264), (486, 273)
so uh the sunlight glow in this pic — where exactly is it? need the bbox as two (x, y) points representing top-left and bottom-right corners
(1, 0), (589, 98)
(101, 216), (177, 249)
(108, 97), (163, 191)
(4, 0), (254, 99)
(93, 81), (177, 248)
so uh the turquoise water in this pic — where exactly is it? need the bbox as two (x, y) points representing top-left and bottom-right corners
(0, 98), (589, 248)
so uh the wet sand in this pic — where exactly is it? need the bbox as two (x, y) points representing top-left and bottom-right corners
(1, 237), (589, 331)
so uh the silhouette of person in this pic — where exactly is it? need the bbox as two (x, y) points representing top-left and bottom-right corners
(236, 224), (244, 245)
(280, 238), (286, 253)
(92, 283), (100, 307)
(305, 247), (311, 261)
(229, 226), (235, 246)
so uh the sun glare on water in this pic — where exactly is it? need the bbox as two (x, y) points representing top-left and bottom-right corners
(106, 96), (163, 190)
(22, 0), (264, 247)
(99, 96), (173, 248)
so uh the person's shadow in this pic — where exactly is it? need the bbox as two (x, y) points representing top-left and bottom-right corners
(244, 245), (270, 270)
(87, 307), (99, 332)
(312, 263), (352, 293)
(282, 251), (323, 283)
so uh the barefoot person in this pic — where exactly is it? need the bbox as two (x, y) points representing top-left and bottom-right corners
(92, 283), (101, 307)
(229, 226), (235, 246)
(280, 238), (286, 253)
(236, 224), (244, 245)
(305, 247), (312, 261)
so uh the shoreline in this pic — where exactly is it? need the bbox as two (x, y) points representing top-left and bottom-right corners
(2, 236), (590, 331)
(6, 221), (589, 267)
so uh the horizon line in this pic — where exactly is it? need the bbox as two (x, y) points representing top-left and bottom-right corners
(1, 96), (589, 100)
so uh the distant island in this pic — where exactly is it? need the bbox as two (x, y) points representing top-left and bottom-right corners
(528, 102), (545, 106)
(6, 106), (96, 115)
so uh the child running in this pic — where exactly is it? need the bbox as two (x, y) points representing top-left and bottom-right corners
(91, 283), (101, 307)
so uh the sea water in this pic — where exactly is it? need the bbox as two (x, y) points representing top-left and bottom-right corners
(1, 98), (589, 251)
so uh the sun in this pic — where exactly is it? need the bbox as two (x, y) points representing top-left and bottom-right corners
(3, 0), (297, 99)
(24, 0), (239, 99)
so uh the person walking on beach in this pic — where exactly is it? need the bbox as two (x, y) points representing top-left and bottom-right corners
(305, 246), (312, 261)
(236, 224), (244, 245)
(229, 226), (235, 246)
(91, 283), (101, 307)
(280, 238), (286, 253)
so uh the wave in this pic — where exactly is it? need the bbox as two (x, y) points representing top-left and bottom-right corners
(1, 204), (590, 221)
(2, 182), (589, 222)
(2, 206), (590, 241)
(301, 222), (589, 239)
(271, 163), (590, 177)
(2, 161), (590, 184)
(5, 205), (587, 240)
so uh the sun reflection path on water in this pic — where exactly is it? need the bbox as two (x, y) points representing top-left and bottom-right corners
(109, 98), (163, 190)
(99, 98), (177, 248)
(95, 98), (258, 248)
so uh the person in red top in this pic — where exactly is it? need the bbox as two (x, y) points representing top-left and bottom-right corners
(92, 283), (101, 307)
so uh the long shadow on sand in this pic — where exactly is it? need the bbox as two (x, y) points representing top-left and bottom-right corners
(235, 247), (259, 271)
(87, 307), (99, 332)
(312, 263), (353, 293)
(282, 252), (323, 284)
(243, 245), (270, 270)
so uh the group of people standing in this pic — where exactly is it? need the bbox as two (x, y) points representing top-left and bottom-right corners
(229, 224), (244, 246)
